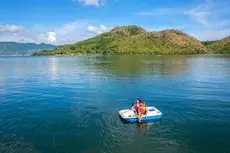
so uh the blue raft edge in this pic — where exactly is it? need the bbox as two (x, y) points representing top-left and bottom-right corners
(120, 114), (162, 123)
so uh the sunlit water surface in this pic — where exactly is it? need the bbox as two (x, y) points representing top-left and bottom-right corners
(0, 55), (230, 153)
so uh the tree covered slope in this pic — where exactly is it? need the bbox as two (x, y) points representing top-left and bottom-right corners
(202, 37), (230, 54)
(34, 25), (215, 55)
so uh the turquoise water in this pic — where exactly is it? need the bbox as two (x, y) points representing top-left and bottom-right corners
(0, 55), (230, 153)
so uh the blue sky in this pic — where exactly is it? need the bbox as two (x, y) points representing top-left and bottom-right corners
(0, 0), (230, 44)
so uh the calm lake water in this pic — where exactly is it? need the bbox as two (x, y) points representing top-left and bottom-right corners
(0, 55), (230, 153)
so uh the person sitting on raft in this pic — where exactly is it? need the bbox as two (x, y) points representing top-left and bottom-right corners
(138, 102), (148, 122)
(131, 98), (143, 112)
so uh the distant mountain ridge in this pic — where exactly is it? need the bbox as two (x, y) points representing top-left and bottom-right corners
(0, 42), (56, 55)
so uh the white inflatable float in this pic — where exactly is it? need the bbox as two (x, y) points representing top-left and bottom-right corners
(119, 106), (163, 123)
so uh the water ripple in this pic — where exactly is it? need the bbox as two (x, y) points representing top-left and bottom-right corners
(0, 55), (230, 153)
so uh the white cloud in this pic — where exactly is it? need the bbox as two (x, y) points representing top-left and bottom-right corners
(0, 24), (25, 34)
(0, 21), (95, 45)
(189, 29), (230, 41)
(77, 0), (104, 6)
(55, 22), (79, 35)
(37, 32), (57, 44)
(185, 6), (211, 25)
(185, 0), (230, 27)
(87, 25), (109, 34)
(47, 32), (57, 43)
(34, 20), (95, 44)
(0, 34), (35, 43)
(53, 20), (95, 44)
(182, 0), (230, 40)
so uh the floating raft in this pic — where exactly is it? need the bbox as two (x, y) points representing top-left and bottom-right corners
(119, 106), (163, 123)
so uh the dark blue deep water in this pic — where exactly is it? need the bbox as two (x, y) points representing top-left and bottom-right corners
(0, 55), (230, 153)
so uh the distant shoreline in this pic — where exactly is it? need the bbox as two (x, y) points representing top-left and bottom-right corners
(1, 53), (230, 57)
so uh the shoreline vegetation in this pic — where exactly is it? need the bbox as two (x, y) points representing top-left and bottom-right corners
(33, 25), (230, 56)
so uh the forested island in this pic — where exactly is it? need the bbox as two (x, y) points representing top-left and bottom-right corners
(33, 26), (230, 56)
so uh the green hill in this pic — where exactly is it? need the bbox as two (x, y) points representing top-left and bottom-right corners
(33, 25), (210, 55)
(0, 42), (56, 55)
(202, 37), (230, 54)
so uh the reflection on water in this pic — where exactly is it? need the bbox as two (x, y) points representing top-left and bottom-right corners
(0, 55), (230, 153)
(48, 57), (58, 80)
(0, 73), (4, 89)
(137, 122), (154, 135)
(82, 55), (188, 76)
